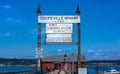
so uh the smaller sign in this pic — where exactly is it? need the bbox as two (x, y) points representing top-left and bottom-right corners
(78, 68), (87, 74)
(47, 34), (72, 38)
(46, 38), (72, 43)
(46, 23), (72, 33)
(46, 34), (72, 43)
(35, 48), (43, 59)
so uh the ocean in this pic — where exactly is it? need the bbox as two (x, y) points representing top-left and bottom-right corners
(0, 65), (119, 74)
(87, 65), (120, 74)
(0, 66), (35, 72)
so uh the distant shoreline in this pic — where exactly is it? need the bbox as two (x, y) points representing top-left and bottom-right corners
(0, 58), (120, 66)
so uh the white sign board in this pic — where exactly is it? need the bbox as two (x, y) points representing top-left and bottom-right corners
(38, 16), (80, 23)
(46, 23), (72, 33)
(47, 34), (72, 38)
(78, 68), (87, 74)
(35, 48), (43, 59)
(46, 34), (72, 43)
(46, 38), (72, 43)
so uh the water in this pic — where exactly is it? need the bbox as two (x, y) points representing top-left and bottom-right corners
(86, 65), (120, 74)
(0, 65), (119, 74)
(0, 66), (35, 72)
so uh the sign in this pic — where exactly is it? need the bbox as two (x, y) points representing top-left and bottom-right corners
(46, 23), (72, 33)
(46, 38), (72, 43)
(38, 16), (80, 23)
(47, 34), (72, 38)
(46, 34), (72, 43)
(78, 68), (87, 74)
(46, 23), (73, 43)
(35, 48), (43, 59)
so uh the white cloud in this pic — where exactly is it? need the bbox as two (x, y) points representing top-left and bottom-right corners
(92, 55), (97, 58)
(7, 17), (22, 23)
(7, 18), (14, 21)
(86, 48), (120, 60)
(57, 49), (63, 52)
(31, 28), (45, 35)
(103, 56), (109, 59)
(87, 49), (94, 53)
(92, 55), (102, 59)
(3, 5), (11, 9)
(94, 53), (101, 55)
(0, 33), (11, 37)
(31, 29), (37, 34)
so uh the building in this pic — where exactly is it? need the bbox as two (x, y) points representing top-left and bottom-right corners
(41, 55), (85, 71)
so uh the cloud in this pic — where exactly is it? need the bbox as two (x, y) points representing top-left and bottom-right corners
(26, 29), (37, 37)
(31, 28), (45, 35)
(87, 49), (94, 53)
(31, 29), (37, 34)
(103, 56), (109, 59)
(0, 33), (11, 37)
(57, 49), (63, 52)
(94, 52), (102, 55)
(95, 0), (116, 5)
(7, 17), (22, 23)
(2, 5), (11, 9)
(7, 18), (14, 21)
(91, 54), (103, 60)
(85, 47), (120, 60)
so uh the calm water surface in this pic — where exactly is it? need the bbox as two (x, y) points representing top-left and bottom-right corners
(86, 65), (120, 74)
(0, 66), (35, 72)
(0, 65), (120, 74)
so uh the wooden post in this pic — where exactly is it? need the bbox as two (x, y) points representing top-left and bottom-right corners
(36, 4), (42, 74)
(76, 5), (81, 68)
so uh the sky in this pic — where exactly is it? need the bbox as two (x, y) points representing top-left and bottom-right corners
(0, 0), (120, 60)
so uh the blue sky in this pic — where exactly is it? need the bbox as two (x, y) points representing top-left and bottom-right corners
(0, 0), (120, 60)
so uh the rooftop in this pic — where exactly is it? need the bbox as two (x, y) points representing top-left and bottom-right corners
(42, 55), (85, 62)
